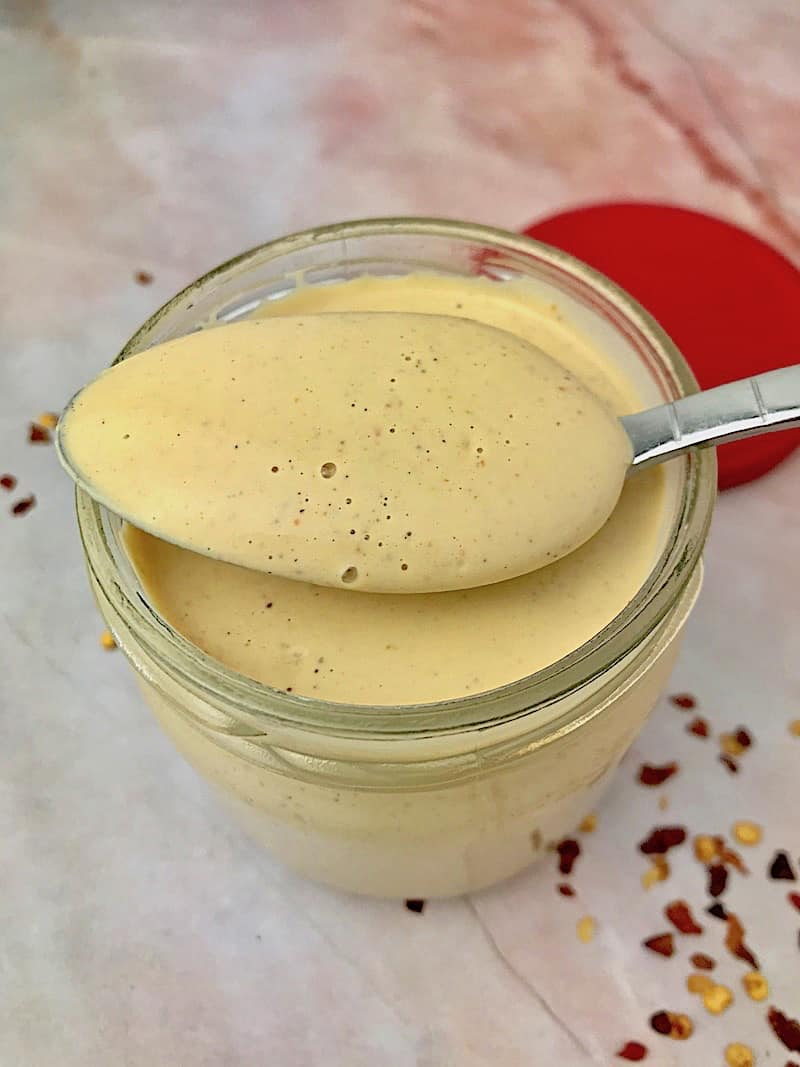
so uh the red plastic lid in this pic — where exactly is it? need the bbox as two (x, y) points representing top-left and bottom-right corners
(523, 203), (800, 489)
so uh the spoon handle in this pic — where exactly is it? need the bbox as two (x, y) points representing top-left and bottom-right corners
(621, 364), (800, 470)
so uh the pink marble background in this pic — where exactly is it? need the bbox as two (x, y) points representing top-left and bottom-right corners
(4, 0), (799, 347)
(2, 3), (799, 1065)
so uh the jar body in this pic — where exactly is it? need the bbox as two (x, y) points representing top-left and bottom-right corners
(124, 574), (697, 897)
(77, 219), (716, 898)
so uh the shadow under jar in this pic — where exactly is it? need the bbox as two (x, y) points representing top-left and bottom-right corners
(76, 218), (716, 898)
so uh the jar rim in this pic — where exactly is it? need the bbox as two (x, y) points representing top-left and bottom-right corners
(76, 216), (716, 738)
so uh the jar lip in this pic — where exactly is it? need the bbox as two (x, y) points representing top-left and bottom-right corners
(78, 216), (717, 737)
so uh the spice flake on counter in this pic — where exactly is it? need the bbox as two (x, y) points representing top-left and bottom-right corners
(701, 983), (734, 1015)
(669, 693), (696, 710)
(688, 716), (710, 738)
(694, 833), (748, 873)
(556, 837), (581, 875)
(639, 826), (686, 855)
(768, 1006), (800, 1053)
(724, 912), (759, 968)
(27, 422), (51, 444)
(404, 899), (425, 914)
(718, 840), (749, 874)
(11, 494), (36, 516)
(576, 915), (595, 943)
(690, 952), (716, 970)
(694, 835), (717, 863)
(638, 761), (678, 786)
(741, 970), (769, 1001)
(134, 269), (154, 285)
(616, 1040), (648, 1061)
(708, 863), (729, 897)
(642, 932), (674, 957)
(641, 856), (670, 890)
(99, 630), (117, 651)
(769, 851), (797, 881)
(788, 892), (800, 912)
(578, 813), (597, 833)
(707, 902), (729, 920)
(720, 728), (753, 757)
(665, 900), (703, 934)
(36, 412), (59, 430)
(724, 1043), (755, 1067)
(1, 474), (17, 491)
(790, 720), (800, 737)
(733, 821), (762, 846)
(649, 1011), (693, 1040)
(720, 754), (740, 774)
(557, 883), (575, 897)
(686, 973), (714, 994)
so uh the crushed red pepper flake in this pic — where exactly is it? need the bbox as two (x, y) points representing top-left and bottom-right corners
(11, 494), (36, 516)
(576, 915), (595, 943)
(708, 863), (729, 898)
(649, 1012), (672, 1036)
(725, 912), (759, 969)
(721, 732), (748, 757)
(688, 717), (710, 738)
(0, 474), (17, 490)
(724, 1044), (754, 1067)
(694, 835), (717, 863)
(670, 693), (696, 709)
(649, 1011), (693, 1040)
(718, 840), (749, 874)
(692, 833), (748, 873)
(686, 973), (715, 994)
(557, 883), (575, 897)
(27, 422), (51, 444)
(134, 269), (154, 285)
(556, 838), (581, 875)
(788, 892), (800, 912)
(719, 754), (739, 774)
(690, 952), (716, 971)
(742, 971), (769, 1001)
(768, 1007), (800, 1053)
(735, 727), (753, 749)
(639, 826), (687, 856)
(707, 902), (728, 920)
(701, 983), (734, 1015)
(643, 932), (674, 957)
(770, 851), (797, 881)
(638, 762), (679, 787)
(404, 899), (425, 914)
(641, 855), (670, 889)
(665, 900), (704, 934)
(616, 1041), (648, 1061)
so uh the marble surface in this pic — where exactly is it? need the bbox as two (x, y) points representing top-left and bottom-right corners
(2, 2), (799, 1064)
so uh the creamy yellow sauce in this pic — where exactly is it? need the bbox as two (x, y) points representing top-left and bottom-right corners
(60, 313), (630, 592)
(115, 273), (666, 706)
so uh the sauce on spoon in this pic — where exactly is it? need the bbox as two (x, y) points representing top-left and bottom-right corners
(59, 312), (631, 593)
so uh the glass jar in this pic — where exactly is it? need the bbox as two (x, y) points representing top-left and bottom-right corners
(76, 219), (716, 898)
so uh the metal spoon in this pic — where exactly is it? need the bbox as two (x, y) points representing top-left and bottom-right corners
(622, 365), (800, 471)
